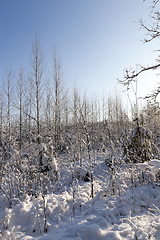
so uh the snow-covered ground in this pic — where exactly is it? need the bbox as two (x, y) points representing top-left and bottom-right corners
(1, 158), (160, 240)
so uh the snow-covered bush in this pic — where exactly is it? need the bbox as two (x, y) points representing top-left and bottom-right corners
(123, 117), (158, 163)
(35, 135), (58, 175)
(137, 159), (160, 181)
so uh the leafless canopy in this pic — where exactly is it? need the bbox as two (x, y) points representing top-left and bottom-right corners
(118, 0), (160, 99)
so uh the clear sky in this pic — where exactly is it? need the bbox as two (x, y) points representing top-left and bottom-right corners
(0, 0), (159, 104)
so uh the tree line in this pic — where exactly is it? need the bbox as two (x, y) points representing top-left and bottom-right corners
(1, 10), (160, 205)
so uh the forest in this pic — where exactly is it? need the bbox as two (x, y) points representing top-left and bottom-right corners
(1, 1), (160, 239)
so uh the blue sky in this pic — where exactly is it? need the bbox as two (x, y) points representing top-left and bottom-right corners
(0, 0), (159, 103)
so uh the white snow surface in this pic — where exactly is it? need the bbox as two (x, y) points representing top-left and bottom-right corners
(1, 159), (160, 239)
(137, 159), (160, 178)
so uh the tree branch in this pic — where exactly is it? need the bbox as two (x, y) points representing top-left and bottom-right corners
(118, 63), (160, 87)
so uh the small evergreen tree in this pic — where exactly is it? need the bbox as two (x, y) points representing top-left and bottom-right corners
(124, 115), (158, 163)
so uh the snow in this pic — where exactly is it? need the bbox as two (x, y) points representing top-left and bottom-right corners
(137, 162), (149, 171)
(137, 159), (160, 179)
(149, 159), (160, 167)
(1, 159), (160, 239)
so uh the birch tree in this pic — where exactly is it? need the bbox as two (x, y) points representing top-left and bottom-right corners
(118, 1), (160, 101)
(29, 34), (45, 141)
(51, 48), (64, 157)
(4, 68), (14, 160)
(14, 67), (26, 151)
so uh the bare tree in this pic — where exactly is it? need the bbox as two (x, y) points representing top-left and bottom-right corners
(4, 68), (14, 160)
(44, 83), (52, 136)
(72, 87), (83, 166)
(29, 34), (45, 141)
(78, 95), (94, 198)
(51, 48), (65, 157)
(0, 89), (3, 146)
(118, 1), (160, 101)
(14, 67), (26, 150)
